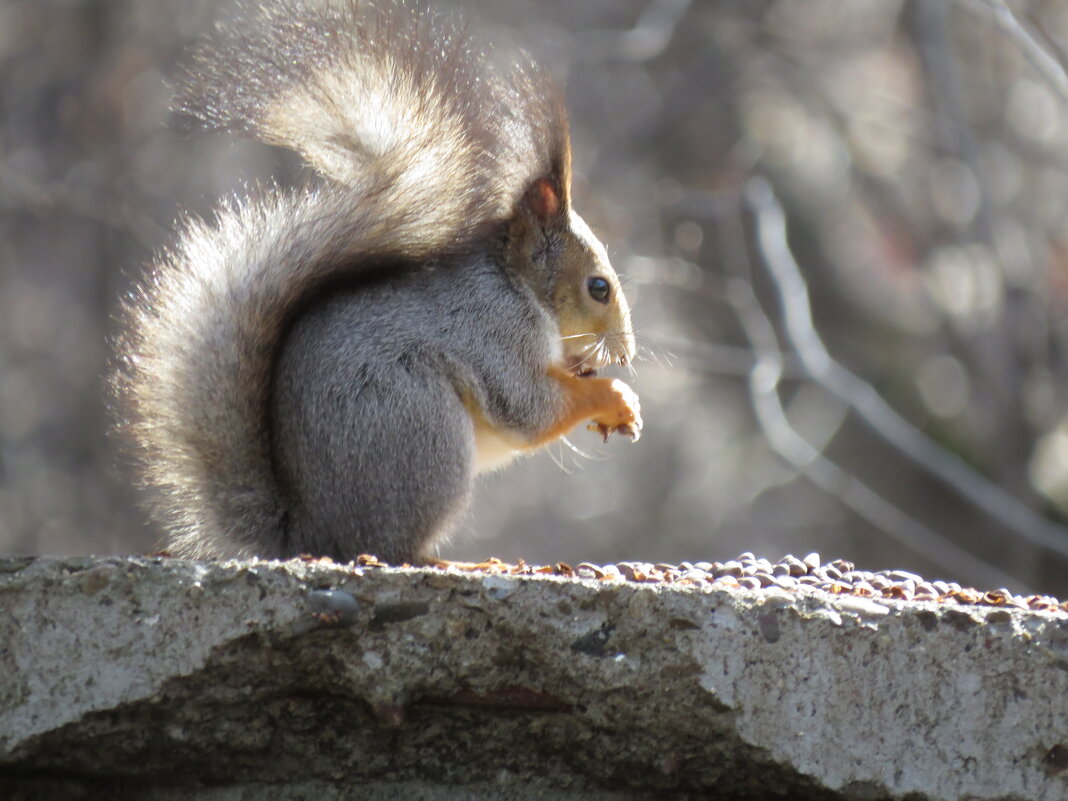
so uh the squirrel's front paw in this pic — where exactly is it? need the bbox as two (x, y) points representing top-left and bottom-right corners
(587, 379), (642, 443)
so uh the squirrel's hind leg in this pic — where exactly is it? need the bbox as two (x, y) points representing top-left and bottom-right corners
(272, 349), (477, 565)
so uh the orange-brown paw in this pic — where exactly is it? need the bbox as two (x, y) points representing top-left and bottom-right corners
(588, 379), (642, 442)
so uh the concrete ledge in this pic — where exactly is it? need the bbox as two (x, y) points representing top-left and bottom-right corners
(0, 556), (1066, 800)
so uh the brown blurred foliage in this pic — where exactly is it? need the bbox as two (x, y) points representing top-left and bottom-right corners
(3, 0), (1068, 595)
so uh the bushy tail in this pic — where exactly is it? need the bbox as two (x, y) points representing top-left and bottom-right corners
(175, 0), (570, 241)
(113, 0), (571, 557)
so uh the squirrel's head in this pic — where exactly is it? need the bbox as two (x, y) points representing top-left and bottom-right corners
(509, 177), (635, 376)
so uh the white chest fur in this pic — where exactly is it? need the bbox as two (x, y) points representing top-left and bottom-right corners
(472, 419), (521, 473)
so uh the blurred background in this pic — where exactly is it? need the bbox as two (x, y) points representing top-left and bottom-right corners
(3, 0), (1068, 596)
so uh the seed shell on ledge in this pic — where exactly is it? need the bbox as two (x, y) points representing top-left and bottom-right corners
(347, 553), (1068, 612)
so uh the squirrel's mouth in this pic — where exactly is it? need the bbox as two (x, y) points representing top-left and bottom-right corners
(559, 328), (632, 380)
(564, 351), (606, 378)
(563, 337), (630, 377)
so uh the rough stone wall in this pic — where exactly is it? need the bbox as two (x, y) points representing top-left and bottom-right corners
(1, 557), (1066, 800)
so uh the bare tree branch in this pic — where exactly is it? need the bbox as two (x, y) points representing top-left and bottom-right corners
(584, 0), (693, 62)
(956, 0), (1068, 108)
(726, 269), (1027, 591)
(0, 159), (165, 251)
(745, 176), (1068, 562)
(707, 180), (1028, 590)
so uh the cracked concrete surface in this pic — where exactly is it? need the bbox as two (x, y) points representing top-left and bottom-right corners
(0, 556), (1066, 800)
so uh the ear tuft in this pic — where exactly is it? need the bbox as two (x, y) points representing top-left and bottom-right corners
(525, 177), (563, 223)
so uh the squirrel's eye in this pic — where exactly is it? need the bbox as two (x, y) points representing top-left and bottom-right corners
(587, 276), (611, 304)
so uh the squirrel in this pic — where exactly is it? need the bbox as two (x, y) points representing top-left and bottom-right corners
(111, 0), (642, 565)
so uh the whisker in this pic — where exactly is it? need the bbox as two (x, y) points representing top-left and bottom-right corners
(633, 338), (677, 368)
(545, 440), (574, 474)
(559, 332), (599, 341)
(635, 344), (659, 366)
(560, 436), (603, 462)
(571, 351), (598, 369)
(566, 339), (597, 362)
(571, 338), (608, 369)
(592, 340), (608, 371)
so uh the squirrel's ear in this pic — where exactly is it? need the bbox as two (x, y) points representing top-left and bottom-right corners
(523, 177), (565, 225)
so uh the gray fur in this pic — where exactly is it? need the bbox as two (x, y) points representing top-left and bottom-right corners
(272, 259), (561, 562)
(112, 0), (631, 562)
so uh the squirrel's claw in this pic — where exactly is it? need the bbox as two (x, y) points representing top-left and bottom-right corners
(585, 378), (642, 443)
(586, 421), (641, 443)
(587, 422), (610, 443)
